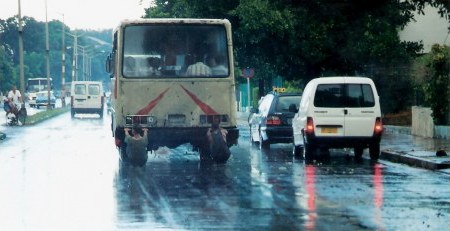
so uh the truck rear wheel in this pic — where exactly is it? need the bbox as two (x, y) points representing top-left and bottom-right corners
(198, 146), (212, 162)
(119, 144), (129, 163)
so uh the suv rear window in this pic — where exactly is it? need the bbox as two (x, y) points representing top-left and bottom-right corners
(88, 85), (101, 95)
(314, 84), (375, 108)
(75, 84), (86, 95)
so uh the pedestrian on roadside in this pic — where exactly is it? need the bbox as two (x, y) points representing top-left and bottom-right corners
(124, 124), (149, 167)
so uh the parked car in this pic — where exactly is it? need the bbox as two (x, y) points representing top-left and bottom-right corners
(249, 92), (302, 149)
(292, 76), (383, 160)
(35, 91), (56, 109)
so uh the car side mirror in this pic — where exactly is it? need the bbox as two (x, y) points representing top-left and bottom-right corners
(288, 104), (298, 113)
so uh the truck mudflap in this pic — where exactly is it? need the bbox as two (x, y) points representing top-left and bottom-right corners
(114, 126), (239, 151)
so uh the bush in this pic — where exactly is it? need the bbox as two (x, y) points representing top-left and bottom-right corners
(25, 107), (70, 125)
(383, 110), (412, 126)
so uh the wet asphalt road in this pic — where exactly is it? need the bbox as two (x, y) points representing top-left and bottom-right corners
(0, 111), (449, 231)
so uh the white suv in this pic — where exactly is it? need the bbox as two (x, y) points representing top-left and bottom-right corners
(292, 76), (383, 160)
(70, 81), (104, 118)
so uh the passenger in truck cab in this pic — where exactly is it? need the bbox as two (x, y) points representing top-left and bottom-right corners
(185, 53), (211, 77)
(207, 54), (228, 76)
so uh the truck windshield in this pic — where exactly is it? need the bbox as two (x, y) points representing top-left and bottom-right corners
(122, 24), (230, 78)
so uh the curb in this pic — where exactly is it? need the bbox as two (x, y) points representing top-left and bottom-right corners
(381, 150), (450, 170)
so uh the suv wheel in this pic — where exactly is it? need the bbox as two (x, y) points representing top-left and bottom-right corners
(303, 135), (315, 160)
(369, 142), (380, 160)
(354, 146), (364, 160)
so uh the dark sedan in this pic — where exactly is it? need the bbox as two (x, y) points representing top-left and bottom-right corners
(249, 92), (301, 149)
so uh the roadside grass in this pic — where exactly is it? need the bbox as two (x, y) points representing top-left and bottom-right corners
(25, 107), (70, 125)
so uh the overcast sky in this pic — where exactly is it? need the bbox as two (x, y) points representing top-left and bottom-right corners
(0, 0), (151, 30)
(400, 5), (450, 53)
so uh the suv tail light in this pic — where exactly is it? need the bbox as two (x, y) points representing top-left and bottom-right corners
(305, 117), (315, 135)
(266, 116), (281, 125)
(373, 117), (383, 136)
(70, 96), (74, 107)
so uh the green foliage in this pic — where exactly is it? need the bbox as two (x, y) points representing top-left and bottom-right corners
(422, 44), (449, 125)
(0, 45), (16, 93)
(284, 79), (304, 94)
(138, 0), (450, 114)
(0, 16), (111, 92)
(25, 107), (70, 125)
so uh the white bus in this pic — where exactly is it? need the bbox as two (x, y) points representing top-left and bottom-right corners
(106, 18), (239, 162)
(26, 77), (53, 107)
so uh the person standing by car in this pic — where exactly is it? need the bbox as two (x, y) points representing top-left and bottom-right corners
(124, 125), (149, 167)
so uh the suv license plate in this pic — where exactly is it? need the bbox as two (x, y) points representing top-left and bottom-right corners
(321, 127), (337, 134)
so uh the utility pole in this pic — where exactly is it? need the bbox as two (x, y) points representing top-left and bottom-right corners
(60, 13), (66, 106)
(67, 32), (82, 82)
(78, 45), (91, 81)
(17, 0), (25, 97)
(45, 0), (51, 110)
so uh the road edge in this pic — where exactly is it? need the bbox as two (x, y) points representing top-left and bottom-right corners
(380, 150), (450, 170)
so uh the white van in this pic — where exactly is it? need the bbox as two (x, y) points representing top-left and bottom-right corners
(70, 81), (104, 118)
(292, 76), (383, 160)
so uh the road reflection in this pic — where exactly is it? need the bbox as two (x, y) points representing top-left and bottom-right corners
(305, 165), (317, 231)
(113, 146), (241, 230)
(373, 163), (385, 230)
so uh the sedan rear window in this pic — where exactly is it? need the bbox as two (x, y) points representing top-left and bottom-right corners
(314, 84), (375, 108)
(275, 95), (301, 112)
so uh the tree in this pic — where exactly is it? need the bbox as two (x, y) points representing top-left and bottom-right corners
(422, 44), (449, 125)
(1, 15), (111, 91)
(0, 45), (16, 93)
(141, 0), (450, 113)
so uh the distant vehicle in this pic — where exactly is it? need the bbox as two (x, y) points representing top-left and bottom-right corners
(26, 78), (53, 107)
(35, 91), (56, 109)
(249, 92), (302, 150)
(105, 18), (239, 162)
(70, 81), (104, 118)
(292, 76), (383, 160)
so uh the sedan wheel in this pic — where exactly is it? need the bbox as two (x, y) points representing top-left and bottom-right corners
(250, 126), (257, 147)
(292, 144), (303, 158)
(259, 131), (269, 150)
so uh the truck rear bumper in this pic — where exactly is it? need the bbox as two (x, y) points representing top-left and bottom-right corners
(115, 126), (239, 151)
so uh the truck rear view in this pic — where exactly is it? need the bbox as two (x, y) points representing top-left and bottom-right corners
(106, 19), (239, 162)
